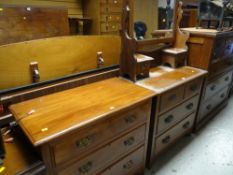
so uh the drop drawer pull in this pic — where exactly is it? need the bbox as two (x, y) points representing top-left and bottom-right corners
(78, 161), (92, 174)
(190, 84), (198, 91)
(183, 122), (190, 129)
(225, 76), (230, 81)
(124, 115), (137, 124)
(186, 103), (194, 110)
(162, 136), (171, 144)
(164, 115), (174, 123)
(124, 137), (135, 146)
(220, 93), (225, 98)
(76, 136), (93, 148)
(206, 104), (212, 110)
(210, 85), (216, 91)
(168, 94), (177, 101)
(123, 160), (134, 169)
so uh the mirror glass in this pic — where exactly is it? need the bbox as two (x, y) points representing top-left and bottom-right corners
(0, 1), (121, 93)
(133, 0), (175, 40)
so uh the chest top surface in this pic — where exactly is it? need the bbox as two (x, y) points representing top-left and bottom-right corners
(9, 78), (155, 146)
(136, 66), (207, 93)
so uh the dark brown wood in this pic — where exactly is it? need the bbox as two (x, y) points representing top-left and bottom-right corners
(183, 28), (233, 129)
(0, 5), (69, 45)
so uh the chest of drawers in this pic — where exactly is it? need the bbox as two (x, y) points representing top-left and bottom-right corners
(136, 66), (207, 167)
(83, 0), (122, 35)
(183, 28), (233, 129)
(9, 78), (154, 175)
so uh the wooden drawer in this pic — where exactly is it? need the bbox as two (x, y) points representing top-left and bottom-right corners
(155, 113), (195, 154)
(100, 147), (144, 175)
(101, 22), (121, 32)
(100, 0), (123, 6)
(53, 102), (150, 166)
(58, 125), (146, 175)
(100, 4), (122, 13)
(198, 86), (229, 122)
(184, 78), (203, 99)
(101, 14), (121, 22)
(158, 95), (199, 134)
(204, 71), (232, 101)
(160, 85), (184, 113)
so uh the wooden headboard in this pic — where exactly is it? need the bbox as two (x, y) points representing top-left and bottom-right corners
(0, 36), (121, 90)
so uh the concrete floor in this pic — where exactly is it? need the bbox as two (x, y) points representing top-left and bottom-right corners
(146, 97), (233, 175)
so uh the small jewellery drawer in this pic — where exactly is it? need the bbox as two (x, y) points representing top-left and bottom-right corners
(101, 147), (144, 175)
(155, 113), (195, 154)
(100, 0), (123, 4)
(100, 4), (122, 13)
(160, 85), (184, 113)
(157, 95), (199, 134)
(58, 125), (146, 175)
(204, 71), (232, 101)
(101, 22), (121, 32)
(199, 86), (229, 122)
(53, 102), (150, 165)
(184, 78), (203, 99)
(101, 14), (121, 22)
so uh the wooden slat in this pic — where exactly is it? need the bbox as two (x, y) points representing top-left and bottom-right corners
(0, 36), (121, 90)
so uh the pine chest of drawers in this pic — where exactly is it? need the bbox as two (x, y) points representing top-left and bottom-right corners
(136, 66), (207, 167)
(9, 78), (154, 175)
(83, 0), (122, 35)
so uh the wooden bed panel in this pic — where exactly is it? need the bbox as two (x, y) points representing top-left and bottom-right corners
(0, 36), (121, 90)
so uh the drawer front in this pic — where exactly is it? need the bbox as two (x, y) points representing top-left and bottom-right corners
(158, 95), (199, 134)
(198, 86), (229, 122)
(101, 14), (121, 22)
(101, 147), (144, 175)
(53, 102), (150, 165)
(100, 4), (122, 13)
(101, 23), (121, 32)
(204, 71), (232, 101)
(160, 86), (184, 113)
(155, 113), (195, 154)
(184, 78), (203, 99)
(58, 125), (146, 175)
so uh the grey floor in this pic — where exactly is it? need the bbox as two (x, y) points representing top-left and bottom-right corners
(146, 97), (233, 175)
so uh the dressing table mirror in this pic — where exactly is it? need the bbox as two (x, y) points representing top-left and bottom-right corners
(120, 0), (179, 82)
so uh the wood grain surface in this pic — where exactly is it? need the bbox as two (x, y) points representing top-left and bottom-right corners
(9, 78), (154, 146)
(0, 35), (121, 91)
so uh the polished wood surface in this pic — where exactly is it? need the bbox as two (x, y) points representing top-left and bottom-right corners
(136, 66), (207, 93)
(0, 35), (120, 90)
(9, 78), (154, 146)
(0, 6), (69, 45)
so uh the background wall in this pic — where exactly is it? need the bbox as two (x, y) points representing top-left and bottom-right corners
(0, 0), (82, 18)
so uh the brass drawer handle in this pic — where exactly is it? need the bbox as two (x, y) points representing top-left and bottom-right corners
(190, 84), (198, 92)
(225, 76), (230, 81)
(183, 121), (191, 129)
(124, 115), (137, 124)
(162, 135), (171, 144)
(78, 161), (92, 174)
(220, 93), (225, 98)
(206, 104), (212, 110)
(124, 137), (135, 146)
(76, 136), (93, 148)
(164, 115), (174, 123)
(210, 85), (216, 91)
(168, 94), (177, 101)
(123, 160), (134, 169)
(186, 103), (194, 110)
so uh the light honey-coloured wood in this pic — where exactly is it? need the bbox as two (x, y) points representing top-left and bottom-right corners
(9, 78), (155, 146)
(0, 35), (121, 90)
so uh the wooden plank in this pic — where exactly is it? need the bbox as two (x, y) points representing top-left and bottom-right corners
(0, 36), (121, 90)
(9, 78), (155, 146)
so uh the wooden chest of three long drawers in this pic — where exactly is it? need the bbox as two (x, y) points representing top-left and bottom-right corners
(9, 78), (155, 175)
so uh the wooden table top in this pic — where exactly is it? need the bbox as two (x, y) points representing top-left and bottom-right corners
(9, 78), (155, 146)
(136, 66), (207, 93)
